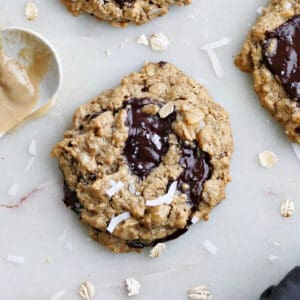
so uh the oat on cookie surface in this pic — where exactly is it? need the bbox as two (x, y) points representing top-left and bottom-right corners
(52, 62), (233, 253)
(235, 0), (300, 144)
(61, 0), (191, 27)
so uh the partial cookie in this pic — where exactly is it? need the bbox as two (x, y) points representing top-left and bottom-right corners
(235, 0), (300, 144)
(52, 62), (233, 253)
(61, 0), (191, 27)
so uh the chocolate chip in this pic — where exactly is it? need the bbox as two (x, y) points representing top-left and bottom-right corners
(263, 16), (300, 101)
(177, 143), (211, 207)
(114, 0), (135, 7)
(63, 182), (82, 215)
(295, 126), (300, 134)
(127, 228), (188, 249)
(123, 98), (176, 179)
(159, 61), (167, 67)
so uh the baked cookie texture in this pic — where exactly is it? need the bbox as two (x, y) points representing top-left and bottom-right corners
(235, 0), (300, 144)
(52, 62), (233, 253)
(61, 0), (191, 27)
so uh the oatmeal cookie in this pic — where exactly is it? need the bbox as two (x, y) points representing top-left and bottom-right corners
(235, 0), (300, 144)
(61, 0), (191, 27)
(52, 62), (233, 253)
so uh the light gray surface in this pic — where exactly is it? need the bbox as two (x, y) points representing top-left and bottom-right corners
(1, 0), (300, 299)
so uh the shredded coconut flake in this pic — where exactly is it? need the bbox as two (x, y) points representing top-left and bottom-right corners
(150, 32), (169, 51)
(292, 143), (300, 161)
(191, 216), (199, 224)
(205, 49), (223, 78)
(25, 157), (35, 172)
(8, 183), (19, 196)
(125, 278), (141, 297)
(257, 6), (264, 15)
(107, 212), (131, 233)
(201, 37), (231, 50)
(50, 290), (66, 300)
(202, 240), (217, 255)
(6, 254), (25, 264)
(146, 181), (177, 206)
(136, 34), (149, 46)
(269, 254), (279, 262)
(106, 181), (124, 198)
(29, 139), (37, 156)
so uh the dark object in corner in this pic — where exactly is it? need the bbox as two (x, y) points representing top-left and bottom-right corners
(261, 267), (300, 300)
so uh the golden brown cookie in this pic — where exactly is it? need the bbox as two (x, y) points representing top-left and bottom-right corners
(235, 0), (300, 144)
(52, 62), (233, 253)
(61, 0), (191, 27)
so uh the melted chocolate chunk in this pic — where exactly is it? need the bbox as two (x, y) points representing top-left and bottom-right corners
(128, 228), (188, 249)
(177, 143), (211, 206)
(261, 267), (300, 300)
(63, 183), (82, 215)
(263, 16), (300, 101)
(124, 98), (176, 179)
(115, 0), (134, 7)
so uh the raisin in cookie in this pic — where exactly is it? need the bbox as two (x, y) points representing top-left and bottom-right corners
(235, 0), (300, 144)
(61, 0), (191, 27)
(52, 62), (233, 253)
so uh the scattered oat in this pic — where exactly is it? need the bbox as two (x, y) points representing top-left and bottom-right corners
(258, 151), (277, 168)
(29, 139), (37, 156)
(191, 216), (199, 224)
(149, 243), (166, 258)
(269, 254), (279, 262)
(146, 181), (177, 206)
(78, 281), (95, 300)
(25, 157), (35, 172)
(188, 285), (212, 300)
(159, 103), (174, 118)
(50, 290), (66, 300)
(25, 2), (38, 21)
(125, 278), (141, 297)
(104, 49), (112, 56)
(106, 180), (124, 198)
(202, 240), (217, 255)
(6, 254), (25, 265)
(136, 34), (149, 46)
(150, 32), (169, 51)
(107, 212), (131, 233)
(292, 143), (300, 161)
(280, 199), (294, 218)
(8, 183), (19, 196)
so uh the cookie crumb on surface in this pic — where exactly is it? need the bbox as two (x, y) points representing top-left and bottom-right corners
(78, 281), (95, 300)
(280, 199), (294, 218)
(125, 278), (141, 297)
(188, 285), (212, 300)
(150, 33), (169, 51)
(104, 49), (112, 56)
(25, 2), (38, 21)
(258, 151), (278, 168)
(136, 34), (149, 46)
(149, 243), (166, 258)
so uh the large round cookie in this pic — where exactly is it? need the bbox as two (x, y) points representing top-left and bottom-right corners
(235, 0), (300, 144)
(61, 0), (191, 27)
(52, 62), (233, 253)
